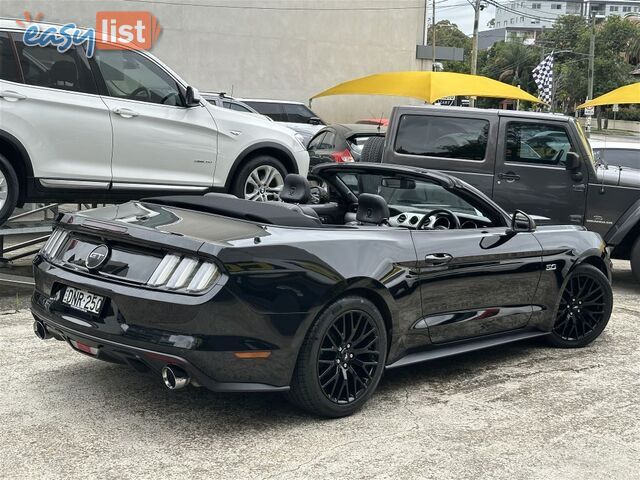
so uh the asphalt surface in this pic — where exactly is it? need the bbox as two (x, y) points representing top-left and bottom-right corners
(0, 260), (638, 479)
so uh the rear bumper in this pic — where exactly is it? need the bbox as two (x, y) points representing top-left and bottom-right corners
(30, 257), (308, 392)
(31, 311), (288, 393)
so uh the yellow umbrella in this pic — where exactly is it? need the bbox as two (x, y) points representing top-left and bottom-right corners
(310, 71), (543, 104)
(577, 83), (640, 109)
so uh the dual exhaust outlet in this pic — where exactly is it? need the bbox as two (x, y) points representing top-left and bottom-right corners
(34, 319), (190, 390)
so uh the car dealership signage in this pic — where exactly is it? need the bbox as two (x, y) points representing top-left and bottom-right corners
(16, 10), (162, 57)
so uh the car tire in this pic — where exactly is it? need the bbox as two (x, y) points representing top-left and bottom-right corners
(287, 295), (387, 417)
(360, 136), (385, 163)
(546, 264), (612, 348)
(0, 154), (19, 226)
(231, 155), (287, 202)
(630, 237), (640, 283)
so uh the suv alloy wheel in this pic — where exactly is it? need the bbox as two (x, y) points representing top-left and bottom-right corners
(232, 156), (287, 202)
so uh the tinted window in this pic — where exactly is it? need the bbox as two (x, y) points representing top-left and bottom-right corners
(226, 101), (252, 113)
(594, 148), (639, 169)
(395, 115), (489, 161)
(245, 101), (287, 121)
(505, 122), (573, 165)
(283, 103), (317, 123)
(12, 35), (97, 93)
(348, 134), (383, 154)
(94, 49), (184, 106)
(0, 32), (20, 82)
(308, 132), (326, 150)
(318, 131), (336, 149)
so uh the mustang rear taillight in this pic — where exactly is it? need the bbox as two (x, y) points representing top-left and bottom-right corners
(147, 254), (181, 286)
(41, 228), (70, 259)
(148, 254), (220, 293)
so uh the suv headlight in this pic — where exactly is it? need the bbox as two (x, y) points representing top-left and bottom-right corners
(148, 253), (220, 293)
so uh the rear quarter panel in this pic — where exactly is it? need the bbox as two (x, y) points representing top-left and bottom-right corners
(214, 225), (421, 362)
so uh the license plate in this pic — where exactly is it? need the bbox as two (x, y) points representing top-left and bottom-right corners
(62, 287), (104, 314)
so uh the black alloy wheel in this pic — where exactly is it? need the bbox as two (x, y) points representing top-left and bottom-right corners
(287, 296), (387, 417)
(317, 310), (381, 404)
(548, 264), (612, 348)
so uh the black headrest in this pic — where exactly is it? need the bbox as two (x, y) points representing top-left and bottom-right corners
(356, 193), (389, 225)
(49, 61), (78, 88)
(280, 174), (311, 204)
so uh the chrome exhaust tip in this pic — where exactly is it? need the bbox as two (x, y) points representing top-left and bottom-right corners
(161, 365), (190, 390)
(33, 320), (50, 340)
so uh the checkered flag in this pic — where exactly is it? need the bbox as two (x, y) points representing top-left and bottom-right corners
(532, 54), (554, 105)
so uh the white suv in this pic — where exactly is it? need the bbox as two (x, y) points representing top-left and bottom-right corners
(0, 19), (309, 224)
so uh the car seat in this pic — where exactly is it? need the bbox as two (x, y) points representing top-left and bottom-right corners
(48, 61), (78, 91)
(273, 174), (322, 224)
(349, 193), (390, 226)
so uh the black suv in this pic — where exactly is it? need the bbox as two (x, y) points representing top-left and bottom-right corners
(363, 105), (640, 280)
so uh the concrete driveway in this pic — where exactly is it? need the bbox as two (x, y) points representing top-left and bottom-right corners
(1, 261), (638, 479)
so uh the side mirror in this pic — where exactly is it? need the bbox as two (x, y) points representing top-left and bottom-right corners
(565, 152), (581, 171)
(565, 151), (583, 181)
(507, 210), (536, 234)
(309, 116), (323, 126)
(185, 86), (201, 107)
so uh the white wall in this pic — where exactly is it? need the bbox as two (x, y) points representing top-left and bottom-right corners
(0, 0), (429, 122)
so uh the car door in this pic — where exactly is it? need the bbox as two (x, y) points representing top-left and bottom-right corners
(2, 33), (112, 186)
(492, 119), (587, 225)
(92, 48), (217, 188)
(412, 227), (542, 343)
(408, 181), (542, 343)
(308, 129), (339, 166)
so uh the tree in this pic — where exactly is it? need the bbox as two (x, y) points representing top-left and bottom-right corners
(537, 15), (640, 112)
(426, 20), (472, 73)
(479, 41), (540, 91)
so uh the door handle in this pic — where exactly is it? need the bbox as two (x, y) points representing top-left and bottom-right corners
(113, 107), (139, 118)
(0, 90), (27, 101)
(424, 253), (453, 266)
(572, 184), (586, 192)
(497, 172), (520, 182)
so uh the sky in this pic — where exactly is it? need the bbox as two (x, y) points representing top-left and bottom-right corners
(435, 3), (496, 35)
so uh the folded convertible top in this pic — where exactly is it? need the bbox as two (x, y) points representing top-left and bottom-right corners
(142, 194), (321, 228)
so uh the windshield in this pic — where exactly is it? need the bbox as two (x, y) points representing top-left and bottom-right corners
(336, 172), (484, 217)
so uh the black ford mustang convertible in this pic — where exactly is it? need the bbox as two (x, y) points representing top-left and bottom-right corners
(31, 163), (613, 417)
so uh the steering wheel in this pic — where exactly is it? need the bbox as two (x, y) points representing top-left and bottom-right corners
(553, 149), (566, 163)
(417, 209), (461, 230)
(160, 92), (180, 105)
(130, 86), (151, 101)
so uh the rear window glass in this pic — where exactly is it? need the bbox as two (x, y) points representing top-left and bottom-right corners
(348, 134), (383, 153)
(394, 115), (489, 161)
(0, 32), (20, 83)
(12, 34), (97, 94)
